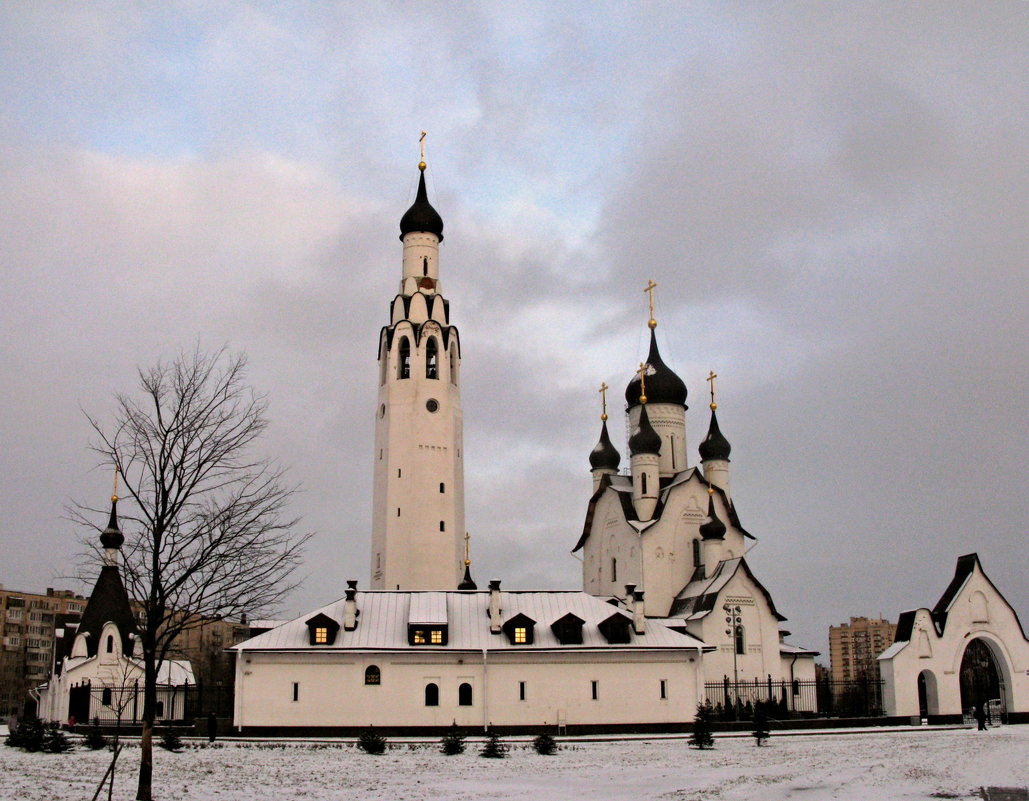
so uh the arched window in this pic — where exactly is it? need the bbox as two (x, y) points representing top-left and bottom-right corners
(422, 256), (429, 277)
(106, 635), (114, 654)
(692, 539), (702, 567)
(450, 349), (457, 384)
(458, 682), (473, 706)
(398, 337), (411, 380)
(439, 520), (445, 531)
(641, 473), (648, 495)
(426, 338), (439, 379)
(611, 558), (617, 582)
(365, 665), (381, 685)
(424, 682), (439, 706)
(734, 625), (746, 655)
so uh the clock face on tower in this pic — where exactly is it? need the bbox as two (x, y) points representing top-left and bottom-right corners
(426, 399), (439, 413)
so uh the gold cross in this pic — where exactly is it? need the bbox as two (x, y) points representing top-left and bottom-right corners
(419, 131), (427, 169)
(643, 279), (658, 329)
(112, 464), (119, 503)
(707, 370), (718, 410)
(638, 363), (649, 404)
(599, 382), (609, 421)
(464, 531), (471, 565)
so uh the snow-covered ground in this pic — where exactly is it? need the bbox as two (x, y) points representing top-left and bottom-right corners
(2, 726), (1026, 800)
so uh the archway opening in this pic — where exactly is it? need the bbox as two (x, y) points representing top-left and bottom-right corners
(960, 638), (1002, 720)
(917, 669), (938, 719)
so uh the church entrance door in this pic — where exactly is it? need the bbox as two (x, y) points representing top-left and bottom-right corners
(959, 638), (1002, 721)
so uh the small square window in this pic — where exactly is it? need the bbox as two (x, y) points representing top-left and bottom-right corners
(514, 627), (527, 644)
(314, 627), (328, 644)
(430, 629), (443, 644)
(413, 630), (426, 644)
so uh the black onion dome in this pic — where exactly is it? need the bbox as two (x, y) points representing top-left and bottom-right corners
(698, 408), (732, 462)
(699, 494), (726, 540)
(99, 497), (124, 550)
(399, 168), (444, 241)
(628, 406), (662, 456)
(589, 420), (621, 471)
(457, 563), (477, 591)
(624, 330), (687, 408)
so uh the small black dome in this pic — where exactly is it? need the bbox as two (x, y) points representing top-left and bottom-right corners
(699, 494), (726, 540)
(589, 420), (621, 471)
(625, 330), (687, 408)
(699, 408), (732, 462)
(399, 168), (444, 241)
(458, 563), (477, 591)
(629, 406), (662, 456)
(100, 498), (124, 550)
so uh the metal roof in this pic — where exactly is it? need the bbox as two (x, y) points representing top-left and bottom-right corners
(233, 590), (707, 653)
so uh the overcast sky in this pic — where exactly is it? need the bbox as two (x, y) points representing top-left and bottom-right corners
(1, 3), (1025, 657)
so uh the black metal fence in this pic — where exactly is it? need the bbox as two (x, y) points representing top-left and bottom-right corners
(704, 675), (885, 719)
(67, 681), (234, 726)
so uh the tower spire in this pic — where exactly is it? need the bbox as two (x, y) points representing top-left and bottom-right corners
(100, 467), (125, 564)
(458, 531), (477, 590)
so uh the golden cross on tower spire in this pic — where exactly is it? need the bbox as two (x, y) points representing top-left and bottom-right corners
(599, 382), (609, 421)
(643, 279), (658, 329)
(707, 370), (718, 410)
(637, 363), (649, 404)
(463, 531), (471, 566)
(112, 464), (119, 503)
(419, 131), (427, 171)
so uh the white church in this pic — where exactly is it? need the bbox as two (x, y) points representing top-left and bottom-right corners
(229, 155), (820, 734)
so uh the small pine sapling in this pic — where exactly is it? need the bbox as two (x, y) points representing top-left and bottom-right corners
(158, 728), (182, 752)
(439, 724), (465, 755)
(479, 732), (507, 759)
(10, 718), (45, 752)
(357, 726), (387, 755)
(752, 703), (770, 746)
(84, 719), (108, 750)
(43, 722), (73, 753)
(532, 732), (558, 755)
(688, 701), (715, 749)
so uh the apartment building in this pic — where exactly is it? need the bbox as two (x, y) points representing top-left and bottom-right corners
(829, 616), (897, 682)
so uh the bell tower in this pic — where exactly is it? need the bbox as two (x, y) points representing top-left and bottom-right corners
(371, 138), (465, 590)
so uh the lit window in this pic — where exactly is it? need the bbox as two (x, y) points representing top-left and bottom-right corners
(413, 630), (426, 644)
(514, 627), (527, 644)
(365, 665), (380, 685)
(314, 627), (328, 644)
(430, 629), (443, 644)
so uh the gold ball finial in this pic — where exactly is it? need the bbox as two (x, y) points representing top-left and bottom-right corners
(640, 393), (647, 404)
(648, 318), (657, 329)
(601, 412), (608, 421)
(464, 559), (470, 566)
(707, 486), (714, 496)
(710, 402), (717, 411)
(418, 161), (426, 171)
(111, 494), (118, 503)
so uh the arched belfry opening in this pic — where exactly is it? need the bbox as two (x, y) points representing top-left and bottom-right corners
(426, 338), (438, 379)
(960, 638), (1003, 715)
(398, 337), (411, 380)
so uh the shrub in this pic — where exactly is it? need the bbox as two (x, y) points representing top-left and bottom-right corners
(43, 723), (73, 753)
(357, 727), (387, 755)
(439, 725), (465, 755)
(532, 732), (558, 755)
(479, 732), (507, 759)
(158, 728), (182, 752)
(84, 719), (108, 750)
(6, 717), (44, 752)
(688, 701), (715, 750)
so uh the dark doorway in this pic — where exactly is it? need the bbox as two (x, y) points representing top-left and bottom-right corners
(959, 638), (1002, 716)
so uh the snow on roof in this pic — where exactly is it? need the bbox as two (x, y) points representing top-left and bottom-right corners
(779, 642), (819, 656)
(408, 592), (448, 624)
(877, 641), (907, 661)
(233, 590), (707, 652)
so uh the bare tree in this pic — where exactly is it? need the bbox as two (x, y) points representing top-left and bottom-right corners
(81, 346), (308, 801)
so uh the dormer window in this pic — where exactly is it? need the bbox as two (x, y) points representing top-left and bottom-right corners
(598, 612), (632, 644)
(409, 626), (448, 645)
(502, 613), (536, 646)
(304, 613), (340, 646)
(550, 613), (585, 645)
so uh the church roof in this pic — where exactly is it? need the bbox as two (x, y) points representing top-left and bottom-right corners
(232, 590), (707, 653)
(628, 405), (662, 456)
(668, 557), (787, 622)
(624, 330), (687, 409)
(589, 420), (621, 471)
(573, 468), (752, 552)
(698, 408), (731, 462)
(399, 168), (444, 241)
(71, 565), (139, 660)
